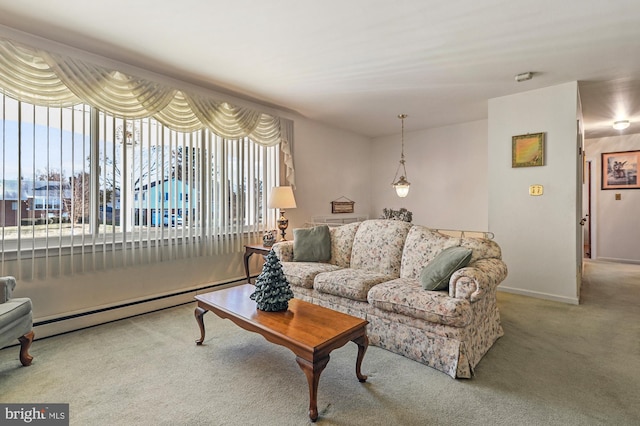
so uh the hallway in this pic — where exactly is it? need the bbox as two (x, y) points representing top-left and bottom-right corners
(582, 259), (640, 305)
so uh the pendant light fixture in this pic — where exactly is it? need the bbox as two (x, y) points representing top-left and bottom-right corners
(391, 114), (410, 197)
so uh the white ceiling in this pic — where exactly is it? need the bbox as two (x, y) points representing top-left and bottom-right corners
(1, 0), (640, 139)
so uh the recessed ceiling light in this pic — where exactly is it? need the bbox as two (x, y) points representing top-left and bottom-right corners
(613, 120), (630, 130)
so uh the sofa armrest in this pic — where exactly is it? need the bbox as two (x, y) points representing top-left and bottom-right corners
(272, 241), (294, 262)
(449, 258), (508, 302)
(1, 276), (17, 303)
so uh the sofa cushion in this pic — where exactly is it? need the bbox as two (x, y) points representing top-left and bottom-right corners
(293, 225), (331, 262)
(350, 219), (412, 276)
(280, 262), (342, 289)
(329, 221), (361, 268)
(400, 225), (461, 279)
(420, 246), (473, 291)
(367, 278), (471, 327)
(314, 268), (394, 302)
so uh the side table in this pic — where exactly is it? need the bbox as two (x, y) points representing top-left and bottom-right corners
(243, 244), (272, 283)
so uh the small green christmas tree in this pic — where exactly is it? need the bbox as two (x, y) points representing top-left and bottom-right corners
(250, 250), (294, 312)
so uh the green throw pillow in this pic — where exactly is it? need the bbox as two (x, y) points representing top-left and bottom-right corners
(293, 225), (331, 262)
(420, 246), (473, 291)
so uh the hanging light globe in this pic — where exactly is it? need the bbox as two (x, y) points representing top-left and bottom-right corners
(391, 114), (411, 198)
(393, 175), (410, 198)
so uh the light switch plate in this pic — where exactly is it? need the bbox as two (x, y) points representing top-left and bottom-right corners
(529, 184), (544, 196)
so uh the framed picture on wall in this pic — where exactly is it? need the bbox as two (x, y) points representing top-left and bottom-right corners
(512, 132), (545, 167)
(331, 201), (355, 214)
(601, 150), (640, 190)
(331, 196), (355, 213)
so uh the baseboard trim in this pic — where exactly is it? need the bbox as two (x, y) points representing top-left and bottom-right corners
(596, 257), (640, 265)
(32, 276), (252, 340)
(498, 286), (579, 305)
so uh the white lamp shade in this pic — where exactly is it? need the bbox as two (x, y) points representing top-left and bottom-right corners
(268, 186), (297, 209)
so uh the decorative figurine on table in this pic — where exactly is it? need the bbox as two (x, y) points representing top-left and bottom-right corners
(262, 229), (277, 247)
(249, 251), (294, 312)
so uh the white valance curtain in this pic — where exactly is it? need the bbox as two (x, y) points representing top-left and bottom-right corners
(0, 36), (295, 185)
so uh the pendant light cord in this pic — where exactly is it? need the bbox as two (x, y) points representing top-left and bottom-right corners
(392, 114), (408, 183)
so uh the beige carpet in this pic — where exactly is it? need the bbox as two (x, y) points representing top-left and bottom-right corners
(1, 260), (639, 425)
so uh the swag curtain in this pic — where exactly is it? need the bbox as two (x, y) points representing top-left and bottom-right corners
(0, 37), (295, 185)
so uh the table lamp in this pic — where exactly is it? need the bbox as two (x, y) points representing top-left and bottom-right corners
(268, 186), (297, 241)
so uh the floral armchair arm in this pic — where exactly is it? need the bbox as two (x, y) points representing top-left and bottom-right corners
(271, 241), (294, 262)
(449, 258), (508, 302)
(1, 276), (17, 304)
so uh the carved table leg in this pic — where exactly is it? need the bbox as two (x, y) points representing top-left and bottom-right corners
(243, 251), (252, 283)
(353, 334), (369, 382)
(194, 306), (208, 345)
(296, 355), (330, 422)
(18, 330), (34, 366)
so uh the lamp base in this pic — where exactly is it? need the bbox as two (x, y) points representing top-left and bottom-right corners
(277, 212), (289, 241)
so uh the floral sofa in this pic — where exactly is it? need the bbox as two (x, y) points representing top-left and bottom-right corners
(272, 219), (508, 378)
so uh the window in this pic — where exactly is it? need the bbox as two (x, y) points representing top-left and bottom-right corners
(1, 92), (280, 275)
(0, 96), (90, 242)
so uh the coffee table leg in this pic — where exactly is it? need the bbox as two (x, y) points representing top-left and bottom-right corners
(195, 306), (208, 345)
(296, 355), (330, 422)
(353, 334), (369, 382)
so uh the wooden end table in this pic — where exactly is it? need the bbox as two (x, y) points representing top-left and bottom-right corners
(243, 244), (272, 283)
(194, 284), (369, 422)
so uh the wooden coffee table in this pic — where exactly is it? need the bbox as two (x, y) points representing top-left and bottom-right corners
(194, 284), (369, 422)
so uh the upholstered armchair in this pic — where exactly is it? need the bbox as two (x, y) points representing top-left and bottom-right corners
(0, 276), (34, 366)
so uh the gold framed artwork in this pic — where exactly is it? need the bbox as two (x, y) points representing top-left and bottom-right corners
(601, 150), (640, 190)
(512, 133), (545, 167)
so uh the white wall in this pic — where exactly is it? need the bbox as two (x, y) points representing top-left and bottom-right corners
(284, 117), (372, 228)
(488, 82), (581, 304)
(585, 134), (640, 263)
(15, 253), (244, 338)
(370, 120), (489, 230)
